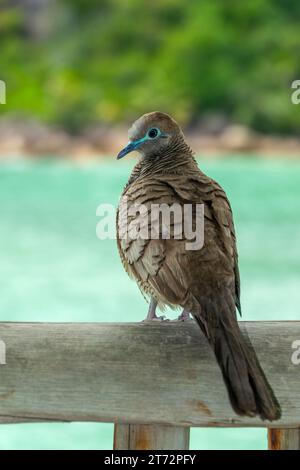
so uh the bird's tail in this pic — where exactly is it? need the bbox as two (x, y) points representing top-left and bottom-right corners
(193, 304), (281, 421)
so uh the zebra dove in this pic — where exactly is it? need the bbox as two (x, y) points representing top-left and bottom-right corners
(116, 111), (280, 421)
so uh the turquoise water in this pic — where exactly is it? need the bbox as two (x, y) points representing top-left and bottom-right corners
(0, 156), (299, 449)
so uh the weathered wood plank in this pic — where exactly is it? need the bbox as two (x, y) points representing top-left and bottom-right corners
(268, 428), (300, 450)
(114, 424), (190, 450)
(0, 321), (299, 427)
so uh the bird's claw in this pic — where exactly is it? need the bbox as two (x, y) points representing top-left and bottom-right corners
(142, 314), (169, 323)
(177, 310), (191, 322)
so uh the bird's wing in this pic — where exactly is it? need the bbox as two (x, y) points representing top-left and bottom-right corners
(116, 173), (240, 312)
(205, 176), (241, 314)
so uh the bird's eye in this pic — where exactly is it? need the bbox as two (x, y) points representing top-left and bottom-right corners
(147, 128), (159, 139)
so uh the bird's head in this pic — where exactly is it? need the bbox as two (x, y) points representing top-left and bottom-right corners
(117, 111), (185, 160)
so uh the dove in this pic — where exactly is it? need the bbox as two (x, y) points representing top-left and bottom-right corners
(116, 111), (280, 421)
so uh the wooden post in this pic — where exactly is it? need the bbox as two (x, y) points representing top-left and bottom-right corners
(114, 424), (190, 450)
(268, 428), (300, 450)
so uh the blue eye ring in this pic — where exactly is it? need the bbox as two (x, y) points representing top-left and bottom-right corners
(147, 127), (160, 139)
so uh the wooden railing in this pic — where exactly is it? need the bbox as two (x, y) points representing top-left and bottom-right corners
(0, 321), (299, 450)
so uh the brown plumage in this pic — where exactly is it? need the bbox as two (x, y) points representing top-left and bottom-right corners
(116, 111), (281, 421)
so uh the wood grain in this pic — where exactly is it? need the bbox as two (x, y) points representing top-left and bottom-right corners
(268, 428), (300, 450)
(114, 424), (190, 450)
(0, 321), (299, 427)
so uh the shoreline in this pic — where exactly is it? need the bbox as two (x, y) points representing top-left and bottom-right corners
(0, 120), (300, 160)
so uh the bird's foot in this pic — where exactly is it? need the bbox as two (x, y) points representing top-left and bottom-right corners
(142, 297), (169, 322)
(177, 309), (191, 321)
(142, 314), (168, 323)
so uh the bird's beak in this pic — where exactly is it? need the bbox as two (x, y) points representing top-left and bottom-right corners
(117, 138), (145, 159)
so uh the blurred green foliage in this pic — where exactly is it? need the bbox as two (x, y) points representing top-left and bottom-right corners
(0, 0), (299, 133)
